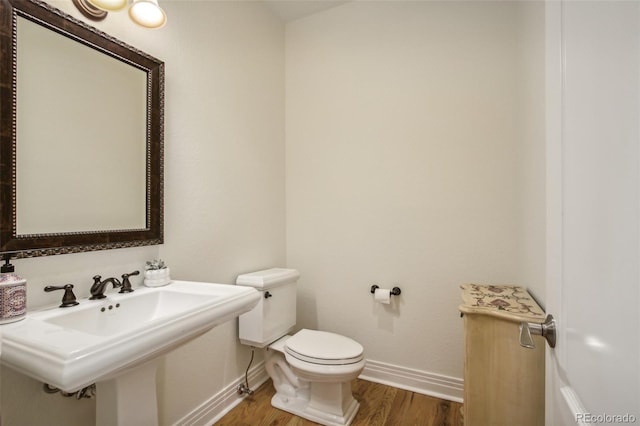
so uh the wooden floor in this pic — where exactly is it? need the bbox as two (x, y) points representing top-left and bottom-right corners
(214, 379), (463, 426)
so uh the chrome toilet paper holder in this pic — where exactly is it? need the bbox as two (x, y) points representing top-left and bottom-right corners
(370, 285), (402, 296)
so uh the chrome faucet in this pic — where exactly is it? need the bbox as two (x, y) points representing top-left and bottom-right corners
(89, 275), (122, 300)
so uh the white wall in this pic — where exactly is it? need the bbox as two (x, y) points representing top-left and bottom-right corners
(285, 0), (545, 389)
(516, 1), (546, 306)
(2, 1), (284, 425)
(156, 2), (285, 422)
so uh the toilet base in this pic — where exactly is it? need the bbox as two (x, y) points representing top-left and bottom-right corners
(271, 389), (360, 426)
(264, 335), (363, 426)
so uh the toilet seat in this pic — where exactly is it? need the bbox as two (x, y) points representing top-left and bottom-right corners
(285, 329), (364, 366)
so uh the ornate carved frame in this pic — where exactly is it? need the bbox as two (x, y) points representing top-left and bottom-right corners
(0, 0), (164, 258)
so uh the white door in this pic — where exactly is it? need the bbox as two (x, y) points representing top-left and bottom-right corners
(545, 1), (640, 425)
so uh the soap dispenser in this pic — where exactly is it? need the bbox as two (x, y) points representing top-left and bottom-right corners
(0, 255), (26, 324)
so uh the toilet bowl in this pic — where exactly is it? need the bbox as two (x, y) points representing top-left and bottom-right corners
(266, 330), (364, 426)
(236, 269), (365, 426)
(284, 329), (365, 381)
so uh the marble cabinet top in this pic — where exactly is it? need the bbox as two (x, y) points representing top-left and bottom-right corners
(459, 283), (545, 323)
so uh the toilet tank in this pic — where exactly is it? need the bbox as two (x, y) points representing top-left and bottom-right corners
(236, 268), (299, 347)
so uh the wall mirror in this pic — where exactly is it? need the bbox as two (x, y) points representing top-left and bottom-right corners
(0, 0), (164, 258)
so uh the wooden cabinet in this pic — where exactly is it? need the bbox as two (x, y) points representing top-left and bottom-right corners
(459, 284), (545, 426)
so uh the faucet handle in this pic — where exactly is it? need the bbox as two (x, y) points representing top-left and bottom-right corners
(119, 270), (140, 293)
(44, 284), (80, 308)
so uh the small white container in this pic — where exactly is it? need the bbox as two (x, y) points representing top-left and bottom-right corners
(0, 258), (26, 324)
(144, 267), (171, 287)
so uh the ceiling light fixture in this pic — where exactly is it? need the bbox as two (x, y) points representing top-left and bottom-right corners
(128, 0), (167, 29)
(87, 0), (128, 12)
(72, 0), (167, 29)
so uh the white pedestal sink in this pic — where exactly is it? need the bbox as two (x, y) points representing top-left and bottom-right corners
(0, 280), (260, 425)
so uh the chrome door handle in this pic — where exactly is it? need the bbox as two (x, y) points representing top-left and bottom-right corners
(519, 314), (556, 349)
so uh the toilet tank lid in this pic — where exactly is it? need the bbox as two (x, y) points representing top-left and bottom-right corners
(236, 268), (300, 289)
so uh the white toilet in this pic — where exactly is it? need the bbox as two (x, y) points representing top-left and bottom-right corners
(237, 268), (365, 426)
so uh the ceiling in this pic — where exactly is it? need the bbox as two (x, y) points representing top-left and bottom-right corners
(262, 0), (350, 22)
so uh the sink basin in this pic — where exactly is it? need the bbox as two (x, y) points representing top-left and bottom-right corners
(0, 280), (260, 392)
(44, 290), (210, 336)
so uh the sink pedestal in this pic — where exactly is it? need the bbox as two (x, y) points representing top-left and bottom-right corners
(96, 359), (160, 426)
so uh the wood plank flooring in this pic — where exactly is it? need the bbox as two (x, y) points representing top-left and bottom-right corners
(214, 379), (463, 426)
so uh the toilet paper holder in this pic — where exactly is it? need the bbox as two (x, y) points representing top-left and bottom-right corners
(370, 285), (402, 296)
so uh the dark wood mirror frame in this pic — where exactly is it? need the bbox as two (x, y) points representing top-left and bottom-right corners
(0, 0), (164, 258)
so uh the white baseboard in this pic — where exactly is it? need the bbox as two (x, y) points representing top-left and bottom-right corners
(173, 360), (270, 426)
(174, 358), (463, 425)
(359, 359), (464, 403)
